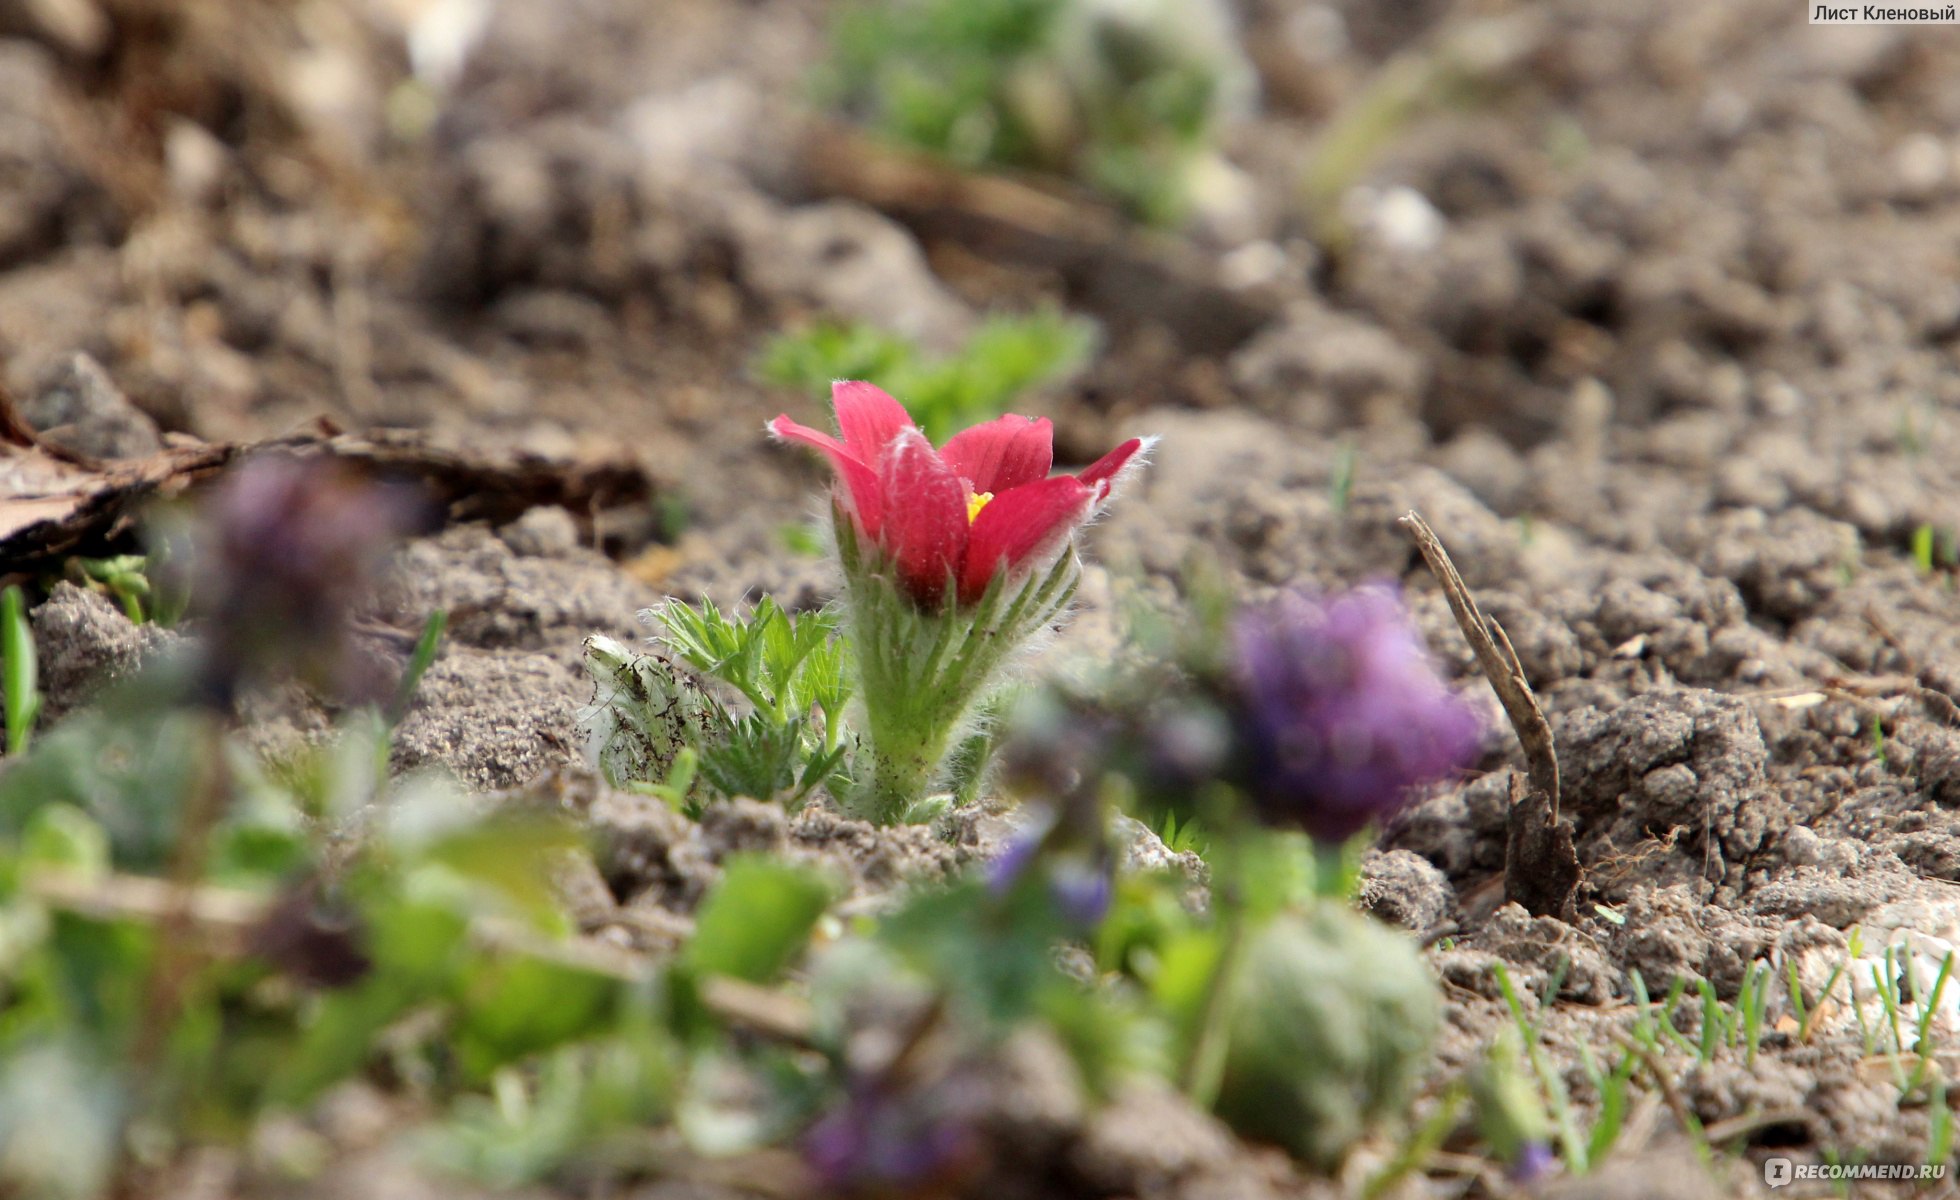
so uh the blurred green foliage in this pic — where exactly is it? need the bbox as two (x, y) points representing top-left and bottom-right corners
(822, 0), (1251, 224)
(0, 489), (1489, 1198)
(755, 310), (1098, 445)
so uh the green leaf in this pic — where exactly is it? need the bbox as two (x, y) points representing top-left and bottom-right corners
(878, 878), (1072, 1024)
(659, 600), (768, 708)
(19, 806), (110, 876)
(821, 0), (1235, 221)
(414, 812), (588, 934)
(754, 311), (1095, 444)
(609, 603), (850, 809)
(41, 913), (157, 1042)
(2, 585), (39, 756)
(271, 976), (424, 1107)
(683, 856), (834, 984)
(387, 609), (448, 728)
(778, 522), (828, 558)
(699, 714), (801, 802)
(1148, 927), (1227, 1040)
(754, 322), (918, 398)
(1036, 981), (1163, 1097)
(452, 951), (622, 1080)
(0, 707), (211, 871)
(419, 1037), (674, 1187)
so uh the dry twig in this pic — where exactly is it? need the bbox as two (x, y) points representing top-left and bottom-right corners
(1399, 510), (1578, 919)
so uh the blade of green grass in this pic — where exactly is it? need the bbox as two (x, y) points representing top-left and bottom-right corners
(2, 585), (40, 756)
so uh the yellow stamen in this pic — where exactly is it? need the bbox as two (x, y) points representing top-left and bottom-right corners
(967, 491), (994, 523)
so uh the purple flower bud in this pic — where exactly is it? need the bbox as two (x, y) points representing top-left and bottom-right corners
(1511, 1140), (1557, 1184)
(1231, 585), (1481, 843)
(1047, 857), (1113, 928)
(986, 825), (1113, 929)
(802, 1081), (982, 1195)
(985, 829), (1043, 898)
(194, 455), (426, 708)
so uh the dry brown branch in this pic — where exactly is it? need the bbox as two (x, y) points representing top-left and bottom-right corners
(0, 383), (654, 582)
(1399, 510), (1579, 919)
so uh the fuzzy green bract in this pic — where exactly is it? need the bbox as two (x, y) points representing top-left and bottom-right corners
(1212, 904), (1440, 1169)
(837, 516), (1080, 823)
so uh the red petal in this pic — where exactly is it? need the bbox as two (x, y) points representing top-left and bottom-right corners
(769, 414), (883, 537)
(878, 430), (970, 607)
(939, 414), (1055, 495)
(1076, 437), (1145, 495)
(833, 381), (914, 462)
(957, 476), (1093, 605)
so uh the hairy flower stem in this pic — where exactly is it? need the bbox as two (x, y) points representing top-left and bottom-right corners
(839, 517), (1078, 823)
(860, 706), (958, 823)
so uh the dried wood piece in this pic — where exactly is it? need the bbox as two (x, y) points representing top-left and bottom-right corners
(1398, 509), (1578, 919)
(1, 382), (654, 581)
(295, 431), (653, 528)
(0, 416), (233, 580)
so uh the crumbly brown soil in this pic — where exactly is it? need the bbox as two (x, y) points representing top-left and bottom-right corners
(9, 0), (1960, 1196)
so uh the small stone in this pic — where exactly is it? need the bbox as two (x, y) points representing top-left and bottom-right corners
(1895, 132), (1950, 200)
(30, 582), (174, 720)
(164, 119), (229, 207)
(727, 198), (974, 352)
(1346, 185), (1445, 254)
(1112, 813), (1207, 886)
(1070, 1084), (1240, 1194)
(22, 353), (163, 459)
(1781, 825), (1823, 867)
(1359, 848), (1455, 933)
(497, 505), (582, 558)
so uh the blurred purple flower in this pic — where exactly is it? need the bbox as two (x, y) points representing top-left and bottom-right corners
(1231, 585), (1481, 843)
(986, 825), (1113, 929)
(985, 831), (1043, 898)
(1511, 1141), (1557, 1184)
(1046, 858), (1112, 928)
(194, 455), (426, 708)
(803, 1080), (983, 1196)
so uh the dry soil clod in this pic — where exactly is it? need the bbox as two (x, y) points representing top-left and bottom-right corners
(1399, 508), (1579, 919)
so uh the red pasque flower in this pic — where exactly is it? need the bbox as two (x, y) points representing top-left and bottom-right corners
(769, 382), (1147, 607)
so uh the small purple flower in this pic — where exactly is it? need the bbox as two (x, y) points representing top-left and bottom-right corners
(1046, 858), (1113, 928)
(1511, 1140), (1557, 1184)
(985, 830), (1044, 898)
(193, 455), (426, 708)
(986, 824), (1113, 929)
(802, 1081), (983, 1196)
(1231, 585), (1481, 843)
